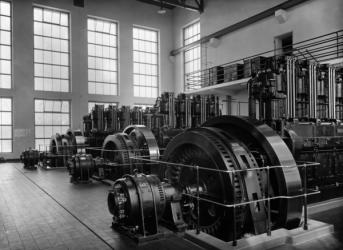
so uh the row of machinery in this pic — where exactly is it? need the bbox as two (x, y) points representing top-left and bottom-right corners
(102, 56), (343, 243)
(82, 93), (221, 136)
(68, 125), (160, 183)
(79, 93), (221, 156)
(20, 92), (221, 172)
(19, 55), (343, 246)
(57, 116), (304, 243)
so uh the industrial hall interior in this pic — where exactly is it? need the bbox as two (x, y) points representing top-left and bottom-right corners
(1, 0), (343, 249)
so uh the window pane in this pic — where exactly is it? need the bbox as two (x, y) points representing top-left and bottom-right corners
(0, 46), (11, 61)
(51, 11), (60, 24)
(87, 17), (118, 95)
(0, 30), (10, 44)
(0, 1), (12, 90)
(51, 24), (60, 38)
(1, 112), (11, 124)
(183, 21), (201, 91)
(1, 126), (11, 138)
(0, 59), (10, 74)
(35, 126), (44, 138)
(43, 9), (52, 22)
(88, 18), (95, 30)
(0, 74), (10, 88)
(1, 140), (11, 152)
(0, 1), (10, 16)
(0, 97), (12, 152)
(35, 100), (43, 112)
(34, 6), (70, 92)
(35, 99), (70, 149)
(133, 27), (159, 97)
(0, 98), (11, 111)
(60, 13), (68, 26)
(0, 16), (10, 30)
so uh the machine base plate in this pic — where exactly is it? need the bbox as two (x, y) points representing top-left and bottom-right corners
(111, 223), (174, 244)
(185, 219), (334, 250)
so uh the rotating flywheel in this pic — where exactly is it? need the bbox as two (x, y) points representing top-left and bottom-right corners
(162, 116), (302, 241)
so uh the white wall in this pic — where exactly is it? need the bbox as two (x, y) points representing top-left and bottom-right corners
(204, 0), (343, 66)
(3, 0), (174, 158)
(172, 0), (343, 112)
(172, 7), (199, 93)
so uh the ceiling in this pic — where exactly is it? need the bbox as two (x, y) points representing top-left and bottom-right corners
(136, 0), (204, 13)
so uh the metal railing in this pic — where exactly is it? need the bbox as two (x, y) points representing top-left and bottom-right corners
(34, 144), (321, 245)
(186, 29), (343, 91)
(130, 155), (320, 246)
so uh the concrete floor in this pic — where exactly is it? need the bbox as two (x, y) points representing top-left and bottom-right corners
(0, 162), (343, 250)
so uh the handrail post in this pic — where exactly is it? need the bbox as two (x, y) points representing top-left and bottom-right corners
(196, 165), (200, 234)
(267, 165), (271, 236)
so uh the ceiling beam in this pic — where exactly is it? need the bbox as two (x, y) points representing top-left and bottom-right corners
(137, 0), (203, 13)
(194, 0), (204, 13)
(137, 0), (175, 9)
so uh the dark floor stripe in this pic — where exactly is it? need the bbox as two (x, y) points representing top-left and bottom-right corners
(15, 166), (115, 250)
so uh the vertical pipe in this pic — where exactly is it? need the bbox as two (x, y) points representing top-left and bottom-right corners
(204, 96), (207, 122)
(331, 67), (334, 119)
(201, 97), (204, 123)
(200, 97), (203, 123)
(286, 58), (290, 118)
(332, 67), (334, 118)
(292, 58), (296, 117)
(189, 97), (192, 126)
(204, 96), (207, 123)
(328, 67), (334, 119)
(186, 97), (189, 127)
(248, 80), (256, 119)
(310, 64), (314, 118)
(173, 93), (176, 128)
(313, 64), (318, 119)
(189, 97), (191, 127)
(239, 102), (241, 116)
(290, 57), (293, 118)
(227, 95), (232, 115)
(309, 63), (313, 118)
(303, 164), (308, 230)
(333, 67), (336, 119)
(311, 63), (314, 118)
(332, 67), (334, 119)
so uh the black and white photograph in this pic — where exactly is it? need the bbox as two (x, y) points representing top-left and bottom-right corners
(0, 0), (343, 249)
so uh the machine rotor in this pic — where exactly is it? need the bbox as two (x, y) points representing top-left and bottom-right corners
(106, 116), (303, 243)
(202, 116), (303, 229)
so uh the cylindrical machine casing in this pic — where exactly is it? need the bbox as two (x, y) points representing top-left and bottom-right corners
(108, 173), (174, 235)
(68, 154), (95, 182)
